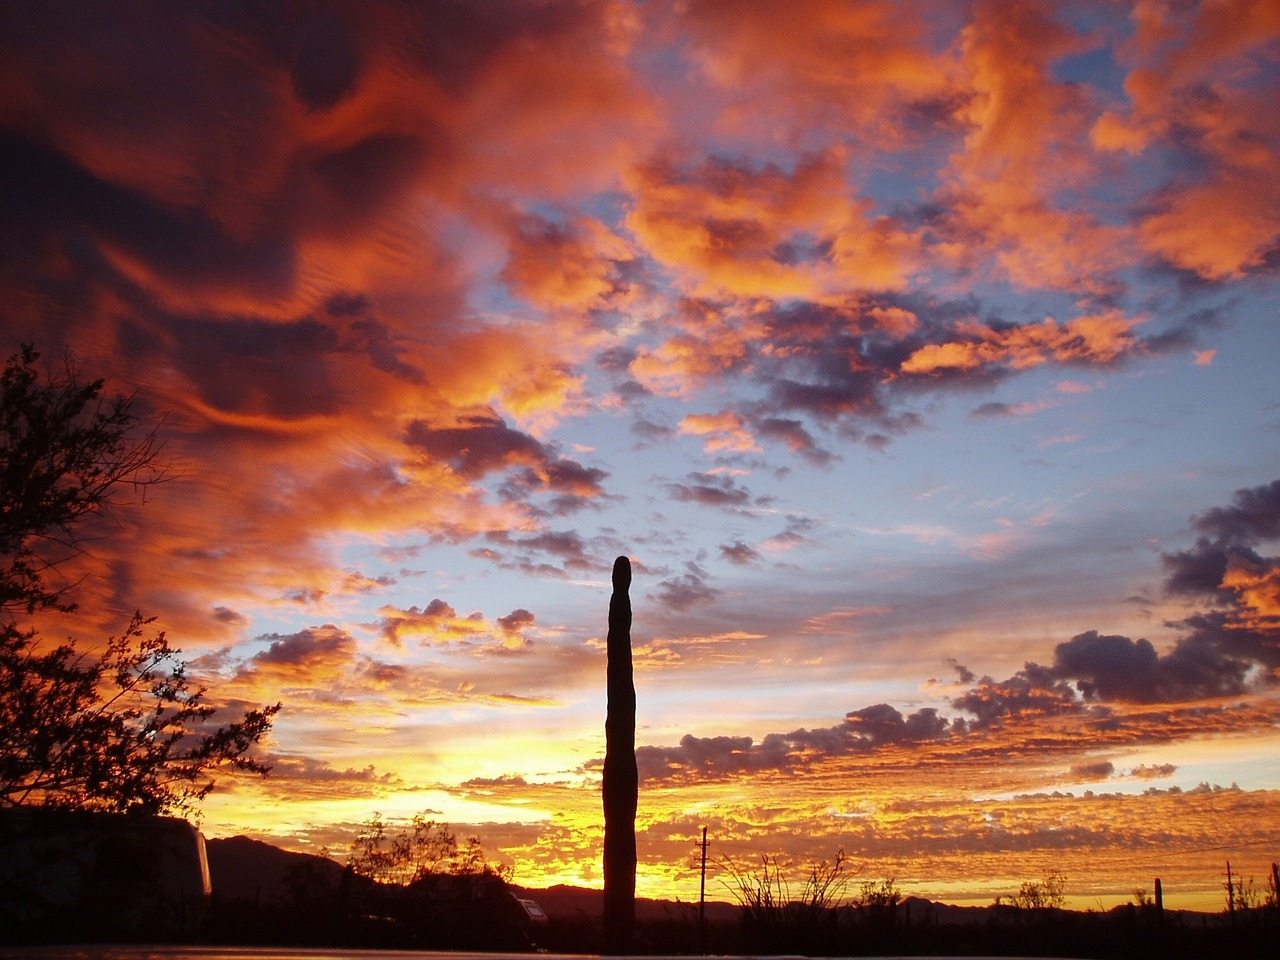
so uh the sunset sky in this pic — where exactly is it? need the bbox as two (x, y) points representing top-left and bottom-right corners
(2, 0), (1278, 911)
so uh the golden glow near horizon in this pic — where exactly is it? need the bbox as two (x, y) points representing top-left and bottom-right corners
(3, 0), (1280, 915)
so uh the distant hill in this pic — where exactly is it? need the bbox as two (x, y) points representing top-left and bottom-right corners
(510, 882), (739, 923)
(205, 835), (343, 902)
(208, 836), (1221, 932)
(205, 835), (739, 921)
(192, 836), (1271, 958)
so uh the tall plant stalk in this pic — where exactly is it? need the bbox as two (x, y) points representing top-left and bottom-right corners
(603, 555), (635, 954)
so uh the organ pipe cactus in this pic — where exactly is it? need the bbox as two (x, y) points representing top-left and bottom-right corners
(603, 555), (636, 954)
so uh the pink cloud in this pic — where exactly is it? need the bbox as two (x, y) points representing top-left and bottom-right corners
(678, 411), (761, 454)
(901, 311), (1142, 375)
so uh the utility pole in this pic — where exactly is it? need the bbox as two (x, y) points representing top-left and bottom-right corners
(698, 826), (709, 953)
(1225, 860), (1236, 923)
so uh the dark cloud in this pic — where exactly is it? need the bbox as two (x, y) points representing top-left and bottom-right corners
(0, 130), (296, 299)
(1175, 610), (1280, 669)
(845, 703), (949, 742)
(407, 416), (610, 515)
(633, 732), (782, 781)
(951, 625), (1256, 722)
(348, 314), (428, 384)
(1051, 631), (1163, 702)
(541, 459), (608, 496)
(166, 314), (356, 419)
(406, 414), (547, 480)
(768, 375), (882, 421)
(754, 416), (834, 465)
(635, 526), (1278, 787)
(423, 598), (458, 619)
(1149, 633), (1254, 700)
(508, 530), (592, 565)
(973, 481), (1272, 706)
(731, 294), (1034, 454)
(266, 756), (399, 785)
(719, 540), (760, 566)
(249, 624), (357, 670)
(634, 702), (958, 783)
(397, 0), (612, 96)
(475, 529), (596, 577)
(1156, 479), (1280, 676)
(1164, 479), (1280, 598)
(500, 458), (609, 513)
(971, 401), (1012, 419)
(631, 416), (673, 441)
(1162, 537), (1238, 597)
(497, 608), (535, 633)
(652, 562), (717, 610)
(361, 660), (410, 686)
(667, 472), (753, 509)
(281, 8), (363, 111)
(948, 658), (976, 684)
(1191, 478), (1280, 543)
(596, 346), (637, 372)
(213, 606), (249, 627)
(1070, 760), (1115, 780)
(951, 665), (1079, 727)
(309, 133), (430, 222)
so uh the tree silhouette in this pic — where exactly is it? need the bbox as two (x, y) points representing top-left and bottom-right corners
(1004, 871), (1067, 910)
(0, 344), (165, 615)
(338, 811), (524, 950)
(346, 812), (502, 885)
(0, 344), (277, 816)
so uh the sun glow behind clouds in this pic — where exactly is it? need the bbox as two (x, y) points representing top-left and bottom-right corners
(2, 0), (1280, 911)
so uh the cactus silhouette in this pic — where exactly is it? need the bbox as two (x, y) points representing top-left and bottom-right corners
(603, 555), (636, 954)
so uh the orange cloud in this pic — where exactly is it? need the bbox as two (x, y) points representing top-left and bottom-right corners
(378, 599), (543, 652)
(421, 328), (586, 433)
(678, 411), (761, 454)
(1055, 380), (1096, 395)
(625, 151), (919, 298)
(939, 0), (1128, 292)
(441, 1), (660, 198)
(677, 0), (951, 142)
(500, 213), (635, 312)
(1090, 0), (1280, 278)
(628, 302), (760, 397)
(900, 311), (1141, 375)
(379, 599), (490, 646)
(865, 304), (921, 338)
(1139, 155), (1280, 280)
(240, 624), (360, 685)
(1222, 559), (1280, 624)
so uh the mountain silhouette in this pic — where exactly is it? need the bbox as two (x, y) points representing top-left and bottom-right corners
(205, 835), (343, 903)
